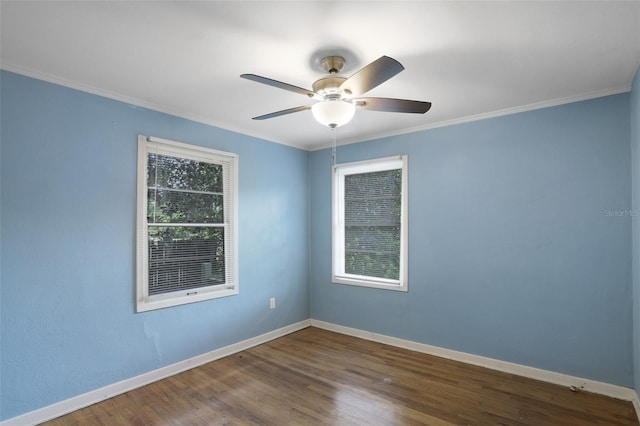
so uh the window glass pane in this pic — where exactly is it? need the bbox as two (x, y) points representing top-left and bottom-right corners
(345, 226), (400, 279)
(147, 189), (223, 223)
(344, 169), (401, 198)
(344, 169), (401, 280)
(148, 153), (223, 193)
(148, 226), (225, 295)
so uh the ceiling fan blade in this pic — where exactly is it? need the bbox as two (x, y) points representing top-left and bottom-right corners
(252, 105), (312, 120)
(241, 74), (316, 98)
(355, 97), (432, 114)
(339, 56), (405, 97)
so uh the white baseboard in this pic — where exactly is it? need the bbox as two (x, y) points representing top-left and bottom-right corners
(0, 319), (311, 426)
(310, 319), (638, 404)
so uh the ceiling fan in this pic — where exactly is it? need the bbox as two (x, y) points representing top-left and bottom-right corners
(240, 55), (431, 128)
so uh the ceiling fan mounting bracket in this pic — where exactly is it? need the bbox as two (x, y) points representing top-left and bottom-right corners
(320, 56), (346, 74)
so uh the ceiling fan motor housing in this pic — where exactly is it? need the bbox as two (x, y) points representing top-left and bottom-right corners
(312, 76), (347, 97)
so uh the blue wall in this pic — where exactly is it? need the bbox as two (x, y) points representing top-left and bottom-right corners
(309, 94), (633, 387)
(0, 71), (310, 420)
(631, 65), (640, 397)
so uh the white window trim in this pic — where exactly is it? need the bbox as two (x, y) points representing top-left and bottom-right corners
(332, 155), (408, 292)
(136, 135), (239, 312)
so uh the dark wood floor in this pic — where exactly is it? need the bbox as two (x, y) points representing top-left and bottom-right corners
(44, 327), (638, 425)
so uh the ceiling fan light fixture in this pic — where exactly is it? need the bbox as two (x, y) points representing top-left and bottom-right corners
(312, 99), (356, 128)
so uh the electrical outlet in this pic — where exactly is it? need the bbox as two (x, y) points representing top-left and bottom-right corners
(269, 297), (276, 309)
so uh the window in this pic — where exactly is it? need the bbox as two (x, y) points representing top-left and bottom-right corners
(332, 156), (408, 291)
(136, 135), (238, 312)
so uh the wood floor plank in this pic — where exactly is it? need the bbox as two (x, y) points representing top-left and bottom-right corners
(43, 327), (638, 425)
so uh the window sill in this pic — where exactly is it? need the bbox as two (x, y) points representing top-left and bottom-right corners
(136, 286), (238, 312)
(332, 275), (407, 292)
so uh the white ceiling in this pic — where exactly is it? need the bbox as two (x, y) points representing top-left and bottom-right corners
(1, 1), (639, 151)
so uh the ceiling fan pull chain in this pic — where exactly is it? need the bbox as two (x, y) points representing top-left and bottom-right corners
(331, 127), (337, 166)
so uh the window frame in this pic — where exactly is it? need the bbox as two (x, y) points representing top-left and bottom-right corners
(332, 155), (408, 292)
(136, 135), (239, 312)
